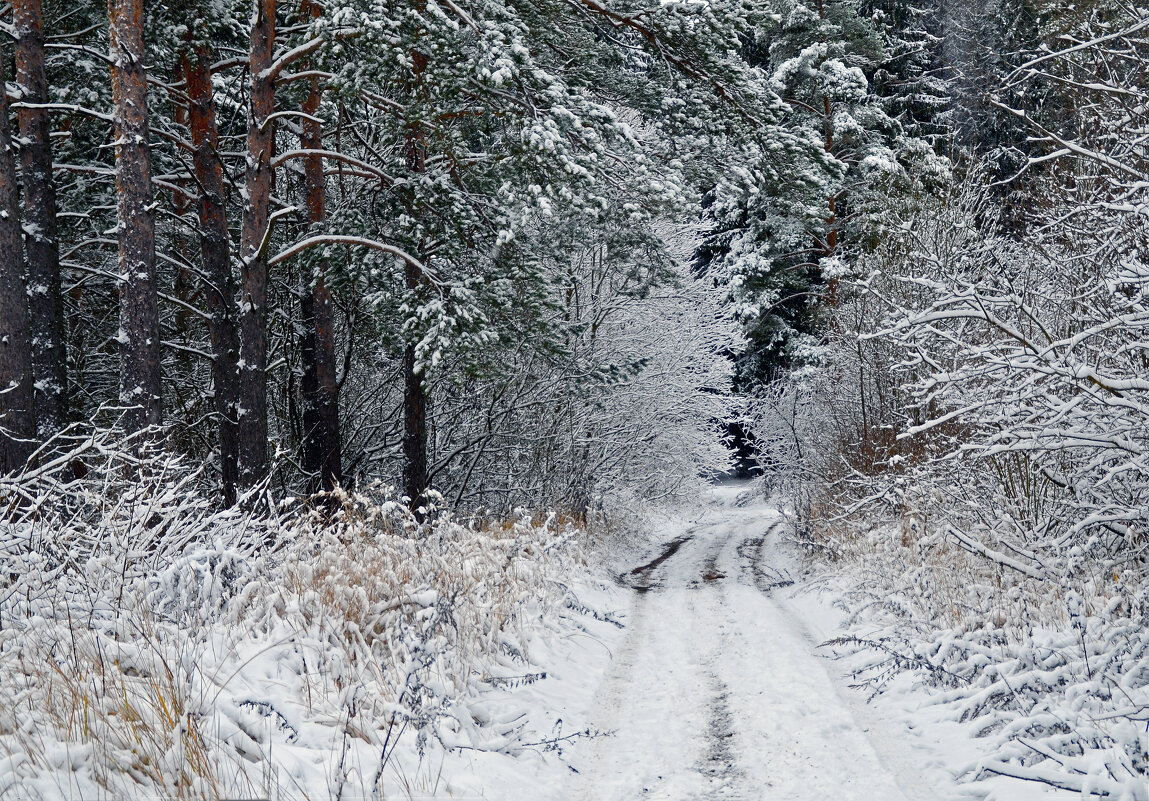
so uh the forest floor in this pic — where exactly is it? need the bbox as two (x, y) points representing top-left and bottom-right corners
(420, 484), (1070, 800)
(3, 482), (1123, 800)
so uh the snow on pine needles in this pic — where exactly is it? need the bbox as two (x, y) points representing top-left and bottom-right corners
(0, 432), (590, 800)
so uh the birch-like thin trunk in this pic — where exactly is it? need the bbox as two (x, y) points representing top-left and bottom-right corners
(14, 0), (67, 436)
(109, 0), (163, 436)
(237, 0), (276, 490)
(0, 48), (35, 473)
(185, 45), (241, 505)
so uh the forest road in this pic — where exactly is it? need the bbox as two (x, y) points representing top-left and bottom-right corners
(565, 486), (914, 801)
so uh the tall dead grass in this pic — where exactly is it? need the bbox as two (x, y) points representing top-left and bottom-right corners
(0, 434), (581, 800)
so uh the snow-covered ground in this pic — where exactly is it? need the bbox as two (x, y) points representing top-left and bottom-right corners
(429, 483), (1083, 800)
(566, 488), (917, 801)
(5, 483), (1122, 799)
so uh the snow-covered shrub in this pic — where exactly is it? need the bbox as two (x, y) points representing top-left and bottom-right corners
(756, 173), (1149, 797)
(0, 437), (581, 800)
(822, 523), (1149, 799)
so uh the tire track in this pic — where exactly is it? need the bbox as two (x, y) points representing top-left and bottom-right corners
(618, 532), (694, 593)
(571, 493), (909, 801)
(736, 522), (794, 593)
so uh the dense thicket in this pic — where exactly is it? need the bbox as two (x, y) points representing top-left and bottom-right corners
(755, 0), (1149, 560)
(738, 6), (1149, 794)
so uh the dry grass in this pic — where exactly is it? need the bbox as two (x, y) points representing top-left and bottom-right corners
(0, 450), (580, 801)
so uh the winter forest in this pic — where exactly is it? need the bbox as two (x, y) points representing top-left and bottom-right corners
(0, 0), (1147, 798)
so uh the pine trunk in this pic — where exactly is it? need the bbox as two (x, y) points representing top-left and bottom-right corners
(169, 69), (194, 377)
(14, 0), (67, 437)
(402, 44), (430, 511)
(0, 49), (35, 473)
(822, 93), (839, 305)
(109, 0), (163, 436)
(185, 46), (241, 505)
(298, 47), (343, 494)
(237, 0), (276, 490)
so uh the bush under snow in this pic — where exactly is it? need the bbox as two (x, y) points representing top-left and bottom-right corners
(0, 434), (582, 800)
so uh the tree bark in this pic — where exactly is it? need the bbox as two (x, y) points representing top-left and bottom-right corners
(237, 0), (276, 490)
(0, 49), (35, 474)
(169, 67), (194, 378)
(14, 0), (67, 437)
(185, 45), (241, 505)
(297, 14), (343, 494)
(822, 93), (840, 306)
(402, 44), (430, 511)
(402, 339), (428, 509)
(109, 0), (163, 436)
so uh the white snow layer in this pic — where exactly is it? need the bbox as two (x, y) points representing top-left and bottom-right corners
(3, 482), (1129, 799)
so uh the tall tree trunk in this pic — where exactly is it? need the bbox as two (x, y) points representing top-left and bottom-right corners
(169, 67), (194, 378)
(821, 92), (840, 306)
(237, 0), (276, 490)
(109, 0), (163, 436)
(402, 45), (430, 511)
(14, 0), (67, 437)
(185, 45), (241, 505)
(0, 49), (35, 474)
(298, 9), (342, 494)
(815, 0), (841, 306)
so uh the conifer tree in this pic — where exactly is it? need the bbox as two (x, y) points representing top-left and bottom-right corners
(237, 0), (277, 490)
(297, 0), (343, 494)
(0, 48), (35, 472)
(109, 0), (163, 435)
(14, 0), (68, 436)
(181, 9), (242, 504)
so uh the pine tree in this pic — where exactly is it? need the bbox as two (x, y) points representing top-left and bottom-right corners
(181, 10), (242, 504)
(109, 0), (163, 435)
(14, 0), (68, 436)
(297, 0), (343, 494)
(237, 0), (277, 491)
(0, 47), (35, 472)
(701, 0), (947, 388)
(864, 0), (949, 144)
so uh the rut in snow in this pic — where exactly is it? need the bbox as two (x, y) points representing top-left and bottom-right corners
(566, 492), (915, 801)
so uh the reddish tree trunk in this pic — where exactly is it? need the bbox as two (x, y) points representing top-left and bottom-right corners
(822, 93), (839, 305)
(14, 0), (67, 436)
(109, 0), (163, 436)
(169, 70), (194, 376)
(298, 21), (343, 494)
(185, 46), (241, 505)
(0, 50), (35, 473)
(237, 0), (276, 490)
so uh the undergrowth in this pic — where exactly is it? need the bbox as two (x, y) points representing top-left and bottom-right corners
(0, 432), (582, 800)
(795, 505), (1149, 799)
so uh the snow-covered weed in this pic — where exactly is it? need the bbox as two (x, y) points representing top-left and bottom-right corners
(815, 515), (1149, 799)
(0, 435), (581, 800)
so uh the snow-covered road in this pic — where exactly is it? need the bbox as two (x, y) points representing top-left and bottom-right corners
(565, 490), (916, 801)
